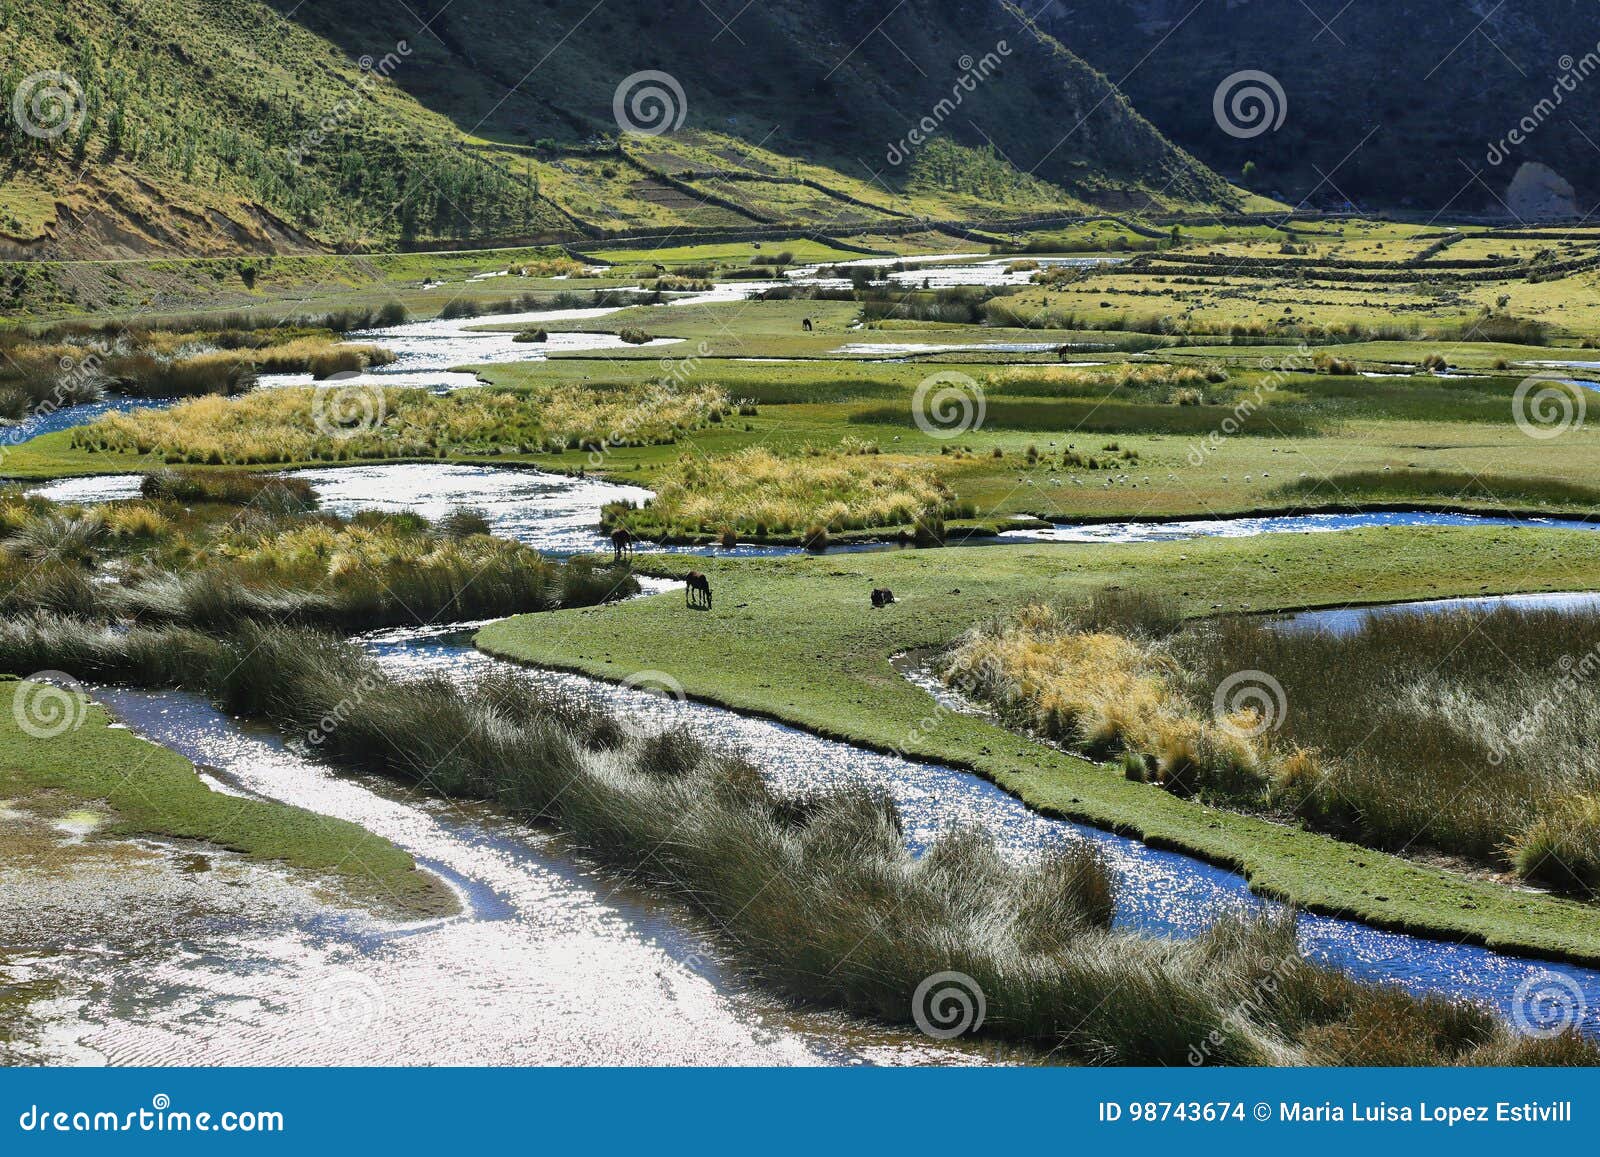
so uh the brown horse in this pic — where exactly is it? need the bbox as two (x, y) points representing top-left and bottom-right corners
(611, 527), (634, 564)
(685, 571), (712, 609)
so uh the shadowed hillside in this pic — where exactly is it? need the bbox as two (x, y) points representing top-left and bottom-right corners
(0, 0), (1233, 257)
(1043, 0), (1600, 216)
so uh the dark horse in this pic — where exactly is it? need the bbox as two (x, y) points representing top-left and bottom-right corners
(610, 527), (634, 564)
(685, 571), (712, 609)
(802, 317), (813, 332)
(871, 588), (896, 608)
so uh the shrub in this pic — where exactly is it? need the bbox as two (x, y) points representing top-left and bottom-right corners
(437, 507), (493, 538)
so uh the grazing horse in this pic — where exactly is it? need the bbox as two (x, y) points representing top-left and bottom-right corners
(871, 588), (896, 608)
(610, 527), (635, 564)
(802, 317), (813, 332)
(685, 571), (712, 609)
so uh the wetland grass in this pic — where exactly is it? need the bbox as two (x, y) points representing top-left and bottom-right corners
(0, 615), (1585, 1066)
(947, 594), (1600, 894)
(0, 484), (637, 630)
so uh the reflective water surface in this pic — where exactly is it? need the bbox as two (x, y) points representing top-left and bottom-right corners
(6, 674), (1000, 1067)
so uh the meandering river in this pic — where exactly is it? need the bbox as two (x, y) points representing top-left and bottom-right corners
(8, 286), (1600, 1063)
(14, 457), (1600, 1063)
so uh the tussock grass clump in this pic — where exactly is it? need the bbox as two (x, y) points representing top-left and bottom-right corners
(75, 381), (728, 466)
(105, 350), (259, 397)
(949, 594), (1600, 893)
(0, 490), (636, 631)
(4, 510), (109, 568)
(0, 331), (396, 405)
(0, 346), (108, 417)
(0, 616), (1585, 1066)
(984, 363), (1226, 399)
(616, 446), (960, 538)
(437, 507), (493, 538)
(1180, 608), (1600, 884)
(1274, 469), (1600, 510)
(1511, 796), (1600, 896)
(140, 468), (318, 512)
(940, 601), (1262, 792)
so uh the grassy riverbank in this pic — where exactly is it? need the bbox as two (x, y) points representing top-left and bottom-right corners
(0, 623), (1583, 1065)
(943, 596), (1600, 894)
(0, 472), (637, 630)
(478, 529), (1600, 965)
(0, 676), (448, 916)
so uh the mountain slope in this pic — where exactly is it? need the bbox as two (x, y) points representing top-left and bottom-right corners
(1041, 0), (1600, 215)
(281, 0), (1232, 208)
(0, 0), (1234, 258)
